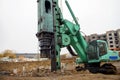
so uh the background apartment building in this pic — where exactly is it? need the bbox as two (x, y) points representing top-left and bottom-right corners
(85, 29), (120, 51)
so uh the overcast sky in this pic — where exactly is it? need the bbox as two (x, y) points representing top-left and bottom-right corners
(0, 0), (120, 53)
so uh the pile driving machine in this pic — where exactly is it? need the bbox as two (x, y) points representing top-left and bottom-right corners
(36, 0), (120, 74)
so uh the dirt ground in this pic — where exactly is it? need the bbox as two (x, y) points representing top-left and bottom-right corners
(0, 72), (120, 80)
(0, 59), (120, 80)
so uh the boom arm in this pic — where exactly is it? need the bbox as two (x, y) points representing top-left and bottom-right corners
(63, 0), (88, 62)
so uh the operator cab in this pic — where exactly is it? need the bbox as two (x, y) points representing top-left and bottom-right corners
(87, 40), (107, 61)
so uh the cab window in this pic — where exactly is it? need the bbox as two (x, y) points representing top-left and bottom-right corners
(97, 42), (107, 56)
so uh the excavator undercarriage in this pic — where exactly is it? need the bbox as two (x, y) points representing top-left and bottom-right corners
(76, 62), (117, 74)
